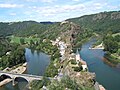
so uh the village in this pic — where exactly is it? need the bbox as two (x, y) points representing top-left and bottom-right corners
(50, 35), (105, 90)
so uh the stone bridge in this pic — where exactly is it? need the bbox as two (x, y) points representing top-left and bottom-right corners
(0, 71), (45, 86)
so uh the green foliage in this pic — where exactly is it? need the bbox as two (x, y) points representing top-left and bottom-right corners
(10, 36), (40, 44)
(48, 76), (95, 90)
(73, 66), (83, 72)
(73, 29), (93, 50)
(117, 49), (120, 56)
(44, 62), (58, 77)
(71, 59), (77, 65)
(103, 34), (119, 53)
(30, 80), (43, 90)
(103, 33), (120, 64)
(0, 21), (38, 37)
(30, 77), (51, 90)
(0, 38), (26, 69)
(104, 52), (120, 64)
(0, 21), (65, 40)
(114, 35), (120, 42)
(20, 38), (25, 44)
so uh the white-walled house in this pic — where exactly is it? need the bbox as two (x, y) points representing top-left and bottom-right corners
(82, 65), (88, 71)
(6, 51), (11, 55)
(59, 41), (67, 56)
(76, 49), (81, 63)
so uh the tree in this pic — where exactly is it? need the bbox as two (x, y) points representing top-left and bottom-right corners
(20, 38), (25, 44)
(103, 35), (119, 53)
(30, 40), (34, 45)
(117, 49), (120, 56)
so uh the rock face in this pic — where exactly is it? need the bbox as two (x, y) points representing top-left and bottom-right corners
(111, 12), (120, 19)
(59, 21), (95, 88)
(60, 21), (81, 53)
(64, 64), (95, 87)
(93, 12), (107, 21)
(93, 11), (120, 20)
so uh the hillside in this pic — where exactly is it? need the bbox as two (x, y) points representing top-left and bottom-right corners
(0, 11), (120, 38)
(0, 11), (120, 37)
(0, 21), (38, 37)
(0, 11), (120, 65)
(1, 11), (120, 90)
(0, 21), (74, 41)
(67, 10), (120, 65)
(67, 11), (120, 34)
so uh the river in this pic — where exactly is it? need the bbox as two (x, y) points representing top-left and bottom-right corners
(1, 40), (120, 90)
(80, 39), (120, 90)
(0, 48), (50, 90)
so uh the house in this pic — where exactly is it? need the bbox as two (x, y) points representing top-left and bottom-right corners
(6, 51), (11, 55)
(82, 65), (88, 71)
(76, 52), (81, 64)
(75, 49), (81, 63)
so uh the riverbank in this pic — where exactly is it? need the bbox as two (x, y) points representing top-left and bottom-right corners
(43, 37), (105, 90)
(51, 37), (96, 89)
(0, 62), (27, 87)
(80, 39), (120, 90)
(89, 43), (104, 50)
(30, 22), (104, 90)
(78, 51), (106, 90)
(104, 53), (120, 66)
(30, 37), (96, 90)
(78, 39), (106, 90)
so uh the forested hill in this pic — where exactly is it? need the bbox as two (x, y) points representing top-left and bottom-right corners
(0, 21), (38, 37)
(67, 11), (120, 34)
(0, 11), (120, 38)
(0, 21), (71, 40)
(0, 20), (85, 42)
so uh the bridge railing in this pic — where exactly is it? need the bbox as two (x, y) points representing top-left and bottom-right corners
(0, 71), (42, 78)
(0, 71), (53, 80)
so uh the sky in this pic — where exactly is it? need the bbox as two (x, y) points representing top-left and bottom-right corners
(0, 0), (120, 22)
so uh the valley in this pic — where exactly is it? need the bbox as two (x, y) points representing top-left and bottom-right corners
(0, 11), (120, 90)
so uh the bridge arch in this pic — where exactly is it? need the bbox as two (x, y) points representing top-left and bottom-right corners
(0, 74), (12, 79)
(14, 77), (29, 83)
(0, 71), (44, 86)
(0, 74), (12, 81)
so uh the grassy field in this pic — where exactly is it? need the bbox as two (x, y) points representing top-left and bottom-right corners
(9, 36), (40, 44)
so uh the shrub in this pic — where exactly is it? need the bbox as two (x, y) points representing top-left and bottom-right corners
(74, 66), (83, 72)
(71, 59), (77, 65)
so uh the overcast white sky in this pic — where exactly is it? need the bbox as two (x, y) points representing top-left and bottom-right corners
(0, 0), (120, 22)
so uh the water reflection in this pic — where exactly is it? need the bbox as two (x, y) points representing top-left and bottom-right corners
(0, 48), (50, 90)
(80, 40), (120, 90)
